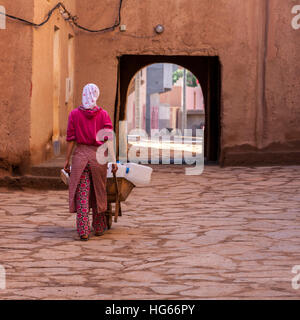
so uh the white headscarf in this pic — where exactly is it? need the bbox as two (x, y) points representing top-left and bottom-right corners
(82, 83), (100, 109)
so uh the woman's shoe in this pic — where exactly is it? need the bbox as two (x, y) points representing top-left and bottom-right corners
(80, 235), (89, 241)
(95, 231), (105, 237)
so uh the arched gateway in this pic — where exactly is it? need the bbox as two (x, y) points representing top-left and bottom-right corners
(115, 55), (221, 163)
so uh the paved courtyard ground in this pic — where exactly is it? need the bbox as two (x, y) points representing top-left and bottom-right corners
(0, 165), (300, 299)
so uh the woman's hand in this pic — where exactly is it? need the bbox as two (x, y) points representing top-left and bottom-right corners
(64, 141), (75, 174)
(64, 159), (71, 174)
(111, 163), (118, 174)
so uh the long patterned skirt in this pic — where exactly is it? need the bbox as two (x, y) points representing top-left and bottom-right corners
(75, 162), (107, 237)
(69, 144), (108, 214)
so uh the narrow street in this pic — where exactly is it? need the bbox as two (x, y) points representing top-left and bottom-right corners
(0, 165), (299, 299)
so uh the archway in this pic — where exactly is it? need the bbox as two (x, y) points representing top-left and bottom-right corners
(115, 55), (221, 163)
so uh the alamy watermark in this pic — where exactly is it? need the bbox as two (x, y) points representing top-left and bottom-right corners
(0, 5), (6, 30)
(0, 265), (5, 290)
(291, 265), (300, 290)
(95, 123), (204, 176)
(292, 5), (300, 29)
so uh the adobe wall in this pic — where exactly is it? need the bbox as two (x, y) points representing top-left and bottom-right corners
(223, 0), (300, 165)
(30, 0), (76, 165)
(0, 0), (34, 172)
(0, 0), (77, 170)
(75, 0), (300, 165)
(1, 0), (299, 169)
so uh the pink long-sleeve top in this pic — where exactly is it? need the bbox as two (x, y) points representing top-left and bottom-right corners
(66, 106), (113, 146)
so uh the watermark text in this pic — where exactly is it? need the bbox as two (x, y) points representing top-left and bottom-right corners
(0, 5), (6, 30)
(95, 123), (204, 176)
(0, 265), (5, 290)
(292, 5), (300, 30)
(292, 265), (300, 290)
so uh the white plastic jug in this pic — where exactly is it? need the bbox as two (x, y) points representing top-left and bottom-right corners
(107, 162), (127, 178)
(125, 163), (153, 186)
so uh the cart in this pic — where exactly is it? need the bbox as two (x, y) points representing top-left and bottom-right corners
(105, 173), (135, 229)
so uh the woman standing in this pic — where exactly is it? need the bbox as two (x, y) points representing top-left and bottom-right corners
(64, 84), (118, 241)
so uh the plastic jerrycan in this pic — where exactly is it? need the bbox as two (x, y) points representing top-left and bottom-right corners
(107, 161), (127, 178)
(125, 163), (153, 186)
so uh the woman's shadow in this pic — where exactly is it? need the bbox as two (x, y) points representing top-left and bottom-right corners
(37, 225), (78, 241)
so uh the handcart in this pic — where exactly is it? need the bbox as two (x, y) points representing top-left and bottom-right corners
(105, 172), (135, 229)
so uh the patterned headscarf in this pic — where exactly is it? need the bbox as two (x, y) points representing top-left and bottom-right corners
(82, 83), (100, 109)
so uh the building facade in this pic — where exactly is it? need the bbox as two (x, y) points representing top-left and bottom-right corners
(0, 0), (300, 172)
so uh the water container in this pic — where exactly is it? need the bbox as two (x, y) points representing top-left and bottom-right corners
(125, 163), (153, 186)
(107, 162), (127, 178)
(60, 169), (70, 186)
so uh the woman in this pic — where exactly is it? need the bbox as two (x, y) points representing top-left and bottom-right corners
(64, 83), (118, 241)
